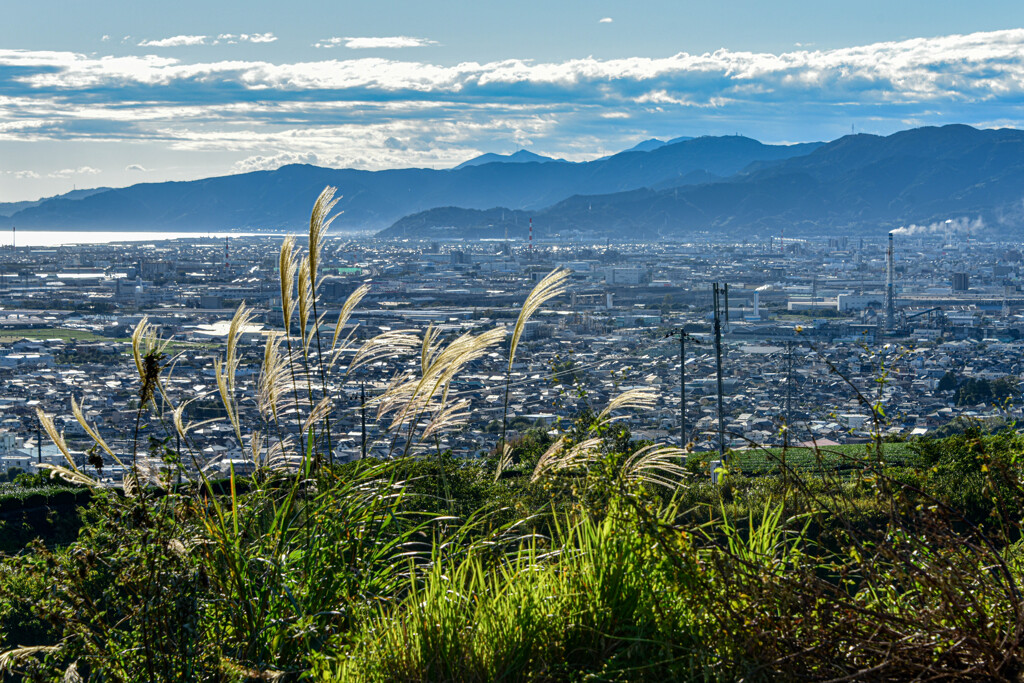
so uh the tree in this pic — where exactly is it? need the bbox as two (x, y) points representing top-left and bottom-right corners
(937, 371), (958, 393)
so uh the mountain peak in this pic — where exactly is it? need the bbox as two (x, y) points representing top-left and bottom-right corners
(454, 149), (563, 170)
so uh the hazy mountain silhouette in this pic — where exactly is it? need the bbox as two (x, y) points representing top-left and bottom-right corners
(453, 149), (566, 169)
(0, 187), (110, 218)
(1, 135), (820, 232)
(379, 125), (1024, 239)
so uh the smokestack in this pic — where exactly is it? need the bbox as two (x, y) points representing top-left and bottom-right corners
(529, 218), (533, 254)
(885, 232), (896, 332)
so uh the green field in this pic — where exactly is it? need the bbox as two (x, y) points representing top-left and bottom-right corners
(728, 441), (917, 473)
(0, 327), (127, 343)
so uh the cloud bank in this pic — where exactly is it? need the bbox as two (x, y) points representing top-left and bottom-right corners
(3, 29), (1024, 182)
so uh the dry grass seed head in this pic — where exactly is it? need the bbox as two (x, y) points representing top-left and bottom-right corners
(597, 387), (659, 424)
(249, 431), (265, 468)
(302, 396), (334, 435)
(348, 330), (422, 374)
(495, 442), (515, 482)
(257, 332), (288, 421)
(420, 398), (471, 441)
(0, 645), (61, 673)
(71, 396), (125, 467)
(509, 268), (570, 372)
(531, 435), (567, 482)
(332, 283), (370, 351)
(308, 185), (341, 287)
(39, 464), (98, 488)
(35, 407), (75, 470)
(216, 303), (254, 446)
(621, 444), (689, 488)
(279, 236), (298, 330)
(297, 257), (313, 350)
(532, 437), (602, 482)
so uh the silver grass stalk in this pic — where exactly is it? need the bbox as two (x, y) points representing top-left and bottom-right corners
(348, 330), (422, 373)
(596, 387), (659, 425)
(531, 437), (602, 482)
(131, 316), (171, 387)
(0, 646), (61, 673)
(530, 435), (567, 482)
(620, 444), (689, 489)
(71, 396), (126, 467)
(63, 661), (83, 683)
(215, 303), (254, 447)
(508, 268), (570, 374)
(257, 332), (288, 422)
(279, 236), (298, 331)
(502, 268), (570, 451)
(297, 257), (312, 350)
(302, 396), (334, 435)
(35, 407), (76, 471)
(249, 431), (265, 468)
(39, 464), (98, 488)
(420, 398), (471, 441)
(332, 283), (370, 351)
(308, 185), (340, 290)
(381, 327), (505, 453)
(494, 442), (515, 482)
(308, 187), (342, 466)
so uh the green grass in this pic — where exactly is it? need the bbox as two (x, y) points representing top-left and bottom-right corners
(0, 327), (128, 343)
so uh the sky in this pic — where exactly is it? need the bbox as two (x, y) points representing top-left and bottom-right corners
(3, 1), (1024, 202)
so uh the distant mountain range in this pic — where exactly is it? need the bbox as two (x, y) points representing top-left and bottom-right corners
(0, 135), (819, 233)
(380, 125), (1024, 239)
(5, 125), (1024, 239)
(0, 187), (110, 218)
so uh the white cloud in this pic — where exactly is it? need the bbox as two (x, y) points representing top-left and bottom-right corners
(216, 33), (277, 44)
(49, 166), (101, 178)
(232, 151), (320, 172)
(599, 17), (613, 23)
(241, 33), (277, 44)
(125, 164), (146, 171)
(101, 35), (110, 42)
(138, 35), (208, 47)
(314, 36), (437, 49)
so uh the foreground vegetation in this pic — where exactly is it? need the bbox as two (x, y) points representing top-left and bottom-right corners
(3, 189), (1024, 681)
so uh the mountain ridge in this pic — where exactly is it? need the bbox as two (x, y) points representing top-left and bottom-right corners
(2, 135), (819, 232)
(378, 125), (1024, 239)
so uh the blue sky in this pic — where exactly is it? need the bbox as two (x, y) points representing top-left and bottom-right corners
(2, 0), (1024, 201)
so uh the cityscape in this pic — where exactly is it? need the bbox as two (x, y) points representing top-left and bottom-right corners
(1, 228), (1020, 482)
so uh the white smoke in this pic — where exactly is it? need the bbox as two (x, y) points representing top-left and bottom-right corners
(890, 216), (985, 237)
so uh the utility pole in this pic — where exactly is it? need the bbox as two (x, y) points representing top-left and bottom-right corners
(360, 382), (367, 460)
(36, 416), (42, 466)
(785, 341), (794, 448)
(723, 282), (730, 334)
(713, 284), (726, 460)
(665, 328), (699, 447)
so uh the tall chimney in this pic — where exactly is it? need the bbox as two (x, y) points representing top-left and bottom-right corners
(885, 232), (896, 331)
